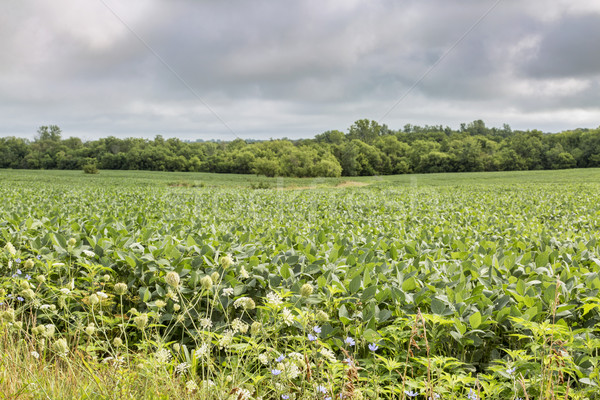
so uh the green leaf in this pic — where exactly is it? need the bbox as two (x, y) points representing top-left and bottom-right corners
(469, 312), (482, 329)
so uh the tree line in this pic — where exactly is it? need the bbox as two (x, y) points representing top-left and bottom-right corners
(1, 120), (600, 177)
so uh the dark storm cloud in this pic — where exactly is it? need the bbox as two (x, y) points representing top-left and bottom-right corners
(0, 0), (599, 140)
(520, 14), (600, 79)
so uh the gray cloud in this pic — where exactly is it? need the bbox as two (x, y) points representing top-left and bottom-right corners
(1, 0), (599, 141)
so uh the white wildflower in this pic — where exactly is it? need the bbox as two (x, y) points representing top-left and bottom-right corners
(175, 362), (190, 375)
(282, 307), (294, 326)
(200, 318), (212, 329)
(239, 266), (250, 279)
(222, 288), (234, 296)
(186, 380), (199, 393)
(4, 242), (16, 256)
(218, 330), (234, 349)
(194, 343), (210, 359)
(83, 250), (95, 258)
(233, 297), (255, 310)
(96, 291), (108, 300)
(285, 362), (301, 379)
(60, 288), (71, 295)
(320, 347), (337, 363)
(155, 348), (172, 364)
(231, 318), (249, 334)
(266, 291), (283, 307)
(31, 351), (40, 359)
(258, 353), (269, 365)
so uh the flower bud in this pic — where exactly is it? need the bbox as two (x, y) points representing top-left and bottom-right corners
(250, 321), (262, 335)
(102, 274), (111, 282)
(300, 283), (313, 297)
(114, 283), (128, 296)
(85, 324), (96, 336)
(165, 271), (180, 288)
(173, 304), (181, 312)
(200, 275), (213, 291)
(316, 310), (329, 322)
(67, 238), (77, 247)
(210, 271), (220, 283)
(134, 314), (148, 330)
(24, 259), (34, 269)
(88, 294), (100, 306)
(113, 337), (123, 347)
(220, 255), (233, 269)
(52, 338), (69, 355)
(36, 275), (46, 283)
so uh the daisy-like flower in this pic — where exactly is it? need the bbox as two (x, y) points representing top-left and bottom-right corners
(313, 326), (321, 333)
(344, 336), (355, 346)
(276, 354), (286, 363)
(368, 343), (379, 352)
(308, 333), (317, 342)
(271, 369), (282, 376)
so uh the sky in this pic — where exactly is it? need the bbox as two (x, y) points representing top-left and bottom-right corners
(1, 0), (600, 141)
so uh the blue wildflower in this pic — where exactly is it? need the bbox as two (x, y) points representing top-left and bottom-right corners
(344, 336), (355, 346)
(275, 354), (286, 363)
(308, 333), (317, 342)
(271, 369), (282, 376)
(281, 395), (289, 400)
(404, 390), (418, 398)
(316, 385), (327, 393)
(25, 274), (31, 280)
(368, 343), (379, 352)
(36, 255), (41, 260)
(506, 367), (516, 375)
(467, 389), (479, 400)
(16, 259), (21, 264)
(17, 296), (24, 302)
(313, 326), (321, 333)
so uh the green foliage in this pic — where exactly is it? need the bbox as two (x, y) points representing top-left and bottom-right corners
(2, 122), (600, 177)
(82, 162), (99, 174)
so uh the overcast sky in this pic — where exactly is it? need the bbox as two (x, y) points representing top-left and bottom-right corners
(1, 0), (599, 141)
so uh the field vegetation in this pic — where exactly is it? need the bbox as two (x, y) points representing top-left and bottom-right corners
(1, 169), (600, 399)
(2, 120), (600, 177)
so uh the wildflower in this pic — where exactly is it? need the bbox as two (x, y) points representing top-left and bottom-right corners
(4, 242), (16, 256)
(36, 275), (46, 283)
(428, 394), (440, 400)
(165, 271), (180, 288)
(96, 291), (108, 300)
(200, 318), (212, 329)
(467, 389), (479, 400)
(155, 300), (167, 309)
(113, 337), (123, 347)
(155, 348), (172, 363)
(185, 380), (198, 393)
(251, 321), (262, 335)
(17, 296), (24, 302)
(286, 363), (301, 379)
(200, 275), (213, 290)
(173, 303), (181, 312)
(506, 367), (516, 375)
(313, 326), (322, 333)
(31, 351), (40, 359)
(210, 271), (220, 282)
(308, 333), (317, 341)
(281, 395), (289, 400)
(134, 314), (148, 330)
(218, 330), (234, 348)
(83, 250), (95, 258)
(220, 255), (233, 269)
(24, 259), (34, 269)
(15, 258), (21, 264)
(276, 354), (286, 362)
(271, 369), (282, 376)
(85, 323), (96, 336)
(175, 362), (190, 375)
(60, 288), (70, 295)
(300, 283), (313, 297)
(44, 324), (56, 337)
(239, 266), (250, 279)
(67, 238), (77, 247)
(36, 255), (41, 260)
(114, 283), (128, 296)
(223, 288), (234, 296)
(234, 297), (255, 310)
(282, 308), (293, 326)
(320, 347), (337, 363)
(232, 318), (249, 333)
(368, 343), (379, 352)
(404, 390), (418, 398)
(316, 385), (327, 394)
(258, 353), (269, 365)
(317, 310), (329, 322)
(344, 358), (353, 366)
(25, 274), (31, 280)
(52, 338), (69, 356)
(344, 336), (356, 346)
(88, 294), (100, 305)
(266, 291), (283, 306)
(195, 343), (210, 359)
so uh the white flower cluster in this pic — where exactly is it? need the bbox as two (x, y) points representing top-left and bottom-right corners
(266, 291), (283, 307)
